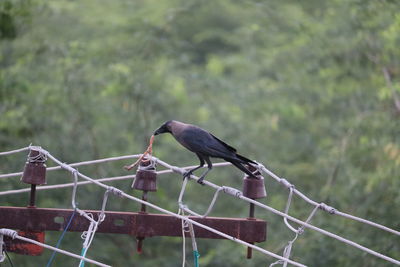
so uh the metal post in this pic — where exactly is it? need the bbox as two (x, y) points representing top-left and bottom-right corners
(247, 202), (256, 259)
(137, 190), (148, 253)
(29, 185), (37, 208)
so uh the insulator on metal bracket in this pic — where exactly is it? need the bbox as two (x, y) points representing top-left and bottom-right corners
(242, 164), (267, 259)
(21, 149), (47, 208)
(132, 159), (157, 192)
(132, 158), (158, 254)
(21, 149), (47, 186)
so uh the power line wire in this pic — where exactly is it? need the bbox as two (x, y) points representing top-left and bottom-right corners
(0, 146), (399, 265)
(0, 229), (110, 267)
(153, 156), (400, 265)
(44, 149), (307, 266)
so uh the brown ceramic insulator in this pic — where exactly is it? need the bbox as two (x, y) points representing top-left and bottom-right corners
(132, 160), (157, 192)
(242, 176), (267, 199)
(21, 150), (47, 185)
(21, 163), (47, 185)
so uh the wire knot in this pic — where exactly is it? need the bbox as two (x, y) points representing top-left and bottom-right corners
(72, 169), (79, 177)
(179, 203), (189, 211)
(64, 164), (78, 174)
(297, 228), (305, 235)
(27, 146), (47, 163)
(138, 158), (157, 171)
(252, 161), (264, 170)
(76, 208), (88, 218)
(0, 229), (18, 239)
(182, 220), (191, 232)
(319, 202), (336, 214)
(222, 186), (243, 198)
(107, 186), (123, 198)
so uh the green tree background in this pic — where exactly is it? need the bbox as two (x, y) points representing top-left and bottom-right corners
(1, 0), (399, 266)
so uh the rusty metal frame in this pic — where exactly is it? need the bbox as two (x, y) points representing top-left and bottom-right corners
(0, 206), (266, 243)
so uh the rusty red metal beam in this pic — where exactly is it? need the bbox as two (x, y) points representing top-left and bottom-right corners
(0, 206), (266, 243)
(4, 231), (45, 255)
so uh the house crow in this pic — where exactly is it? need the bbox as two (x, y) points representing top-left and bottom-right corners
(153, 120), (257, 184)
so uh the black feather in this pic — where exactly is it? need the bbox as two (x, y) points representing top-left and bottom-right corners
(235, 153), (256, 165)
(155, 120), (258, 182)
(226, 159), (257, 178)
(210, 133), (237, 152)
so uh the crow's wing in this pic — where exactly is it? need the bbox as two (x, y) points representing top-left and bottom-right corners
(209, 133), (237, 153)
(177, 127), (236, 159)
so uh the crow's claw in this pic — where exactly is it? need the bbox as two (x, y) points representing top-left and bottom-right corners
(197, 178), (205, 185)
(183, 170), (192, 180)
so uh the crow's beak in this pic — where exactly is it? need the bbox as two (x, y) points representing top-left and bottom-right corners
(153, 128), (162, 136)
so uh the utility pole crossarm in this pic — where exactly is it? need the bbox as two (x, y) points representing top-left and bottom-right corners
(0, 206), (266, 242)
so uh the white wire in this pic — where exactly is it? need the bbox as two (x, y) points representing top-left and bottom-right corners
(272, 204), (320, 267)
(0, 154), (143, 179)
(1, 150), (399, 265)
(0, 167), (224, 197)
(153, 157), (400, 265)
(178, 176), (223, 218)
(0, 155), (228, 179)
(0, 147), (30, 156)
(70, 172), (119, 267)
(179, 209), (187, 267)
(1, 147), (399, 266)
(0, 173), (162, 196)
(283, 186), (299, 233)
(36, 147), (308, 267)
(79, 220), (99, 266)
(156, 157), (400, 236)
(256, 163), (400, 236)
(47, 148), (400, 266)
(0, 228), (110, 267)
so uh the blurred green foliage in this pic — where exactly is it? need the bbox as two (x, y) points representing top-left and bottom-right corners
(0, 0), (399, 266)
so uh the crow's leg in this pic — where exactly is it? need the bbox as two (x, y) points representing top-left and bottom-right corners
(197, 156), (213, 185)
(183, 154), (205, 180)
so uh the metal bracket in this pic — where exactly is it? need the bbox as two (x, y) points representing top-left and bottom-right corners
(0, 206), (267, 255)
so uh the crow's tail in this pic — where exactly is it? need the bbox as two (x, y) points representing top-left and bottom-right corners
(227, 159), (258, 178)
(235, 153), (256, 165)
